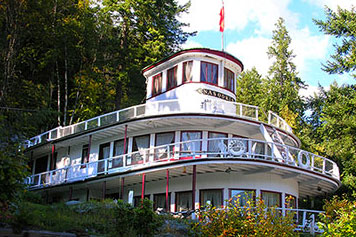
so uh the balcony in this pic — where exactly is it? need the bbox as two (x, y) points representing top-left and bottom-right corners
(25, 137), (339, 190)
(23, 99), (292, 149)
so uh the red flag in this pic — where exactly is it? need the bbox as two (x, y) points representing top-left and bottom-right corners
(219, 6), (224, 32)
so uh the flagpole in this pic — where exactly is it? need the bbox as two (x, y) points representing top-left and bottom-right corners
(220, 0), (224, 51)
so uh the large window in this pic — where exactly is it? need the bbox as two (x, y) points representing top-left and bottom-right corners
(224, 68), (235, 92)
(208, 132), (228, 157)
(152, 73), (162, 96)
(285, 194), (297, 209)
(132, 135), (150, 164)
(112, 139), (128, 168)
(201, 61), (218, 85)
(154, 132), (175, 160)
(180, 131), (202, 158)
(261, 191), (281, 207)
(176, 191), (192, 212)
(183, 61), (193, 83)
(98, 143), (110, 173)
(167, 66), (177, 90)
(230, 189), (255, 207)
(200, 189), (223, 208)
(154, 193), (171, 212)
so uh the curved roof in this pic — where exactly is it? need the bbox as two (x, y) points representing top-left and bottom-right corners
(142, 48), (244, 74)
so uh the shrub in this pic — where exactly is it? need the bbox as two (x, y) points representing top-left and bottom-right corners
(319, 196), (356, 236)
(191, 197), (296, 236)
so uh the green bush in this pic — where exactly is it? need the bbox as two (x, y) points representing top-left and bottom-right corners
(8, 198), (162, 236)
(191, 197), (296, 236)
(319, 196), (356, 236)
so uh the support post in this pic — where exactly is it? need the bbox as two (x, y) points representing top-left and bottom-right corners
(88, 135), (92, 161)
(120, 177), (125, 200)
(141, 173), (146, 201)
(192, 165), (196, 210)
(166, 169), (169, 212)
(123, 125), (128, 154)
(51, 144), (55, 170)
(102, 181), (106, 200)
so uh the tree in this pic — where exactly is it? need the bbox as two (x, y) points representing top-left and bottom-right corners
(263, 18), (305, 126)
(236, 67), (264, 107)
(314, 6), (356, 76)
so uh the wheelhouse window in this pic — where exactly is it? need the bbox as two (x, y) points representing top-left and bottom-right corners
(152, 73), (162, 96)
(176, 191), (192, 212)
(112, 139), (128, 168)
(208, 132), (228, 156)
(261, 191), (281, 207)
(154, 193), (171, 212)
(200, 189), (223, 208)
(167, 66), (177, 90)
(224, 68), (235, 92)
(132, 135), (150, 164)
(183, 61), (193, 83)
(230, 189), (255, 207)
(180, 131), (202, 157)
(81, 144), (89, 164)
(201, 61), (218, 85)
(154, 132), (175, 160)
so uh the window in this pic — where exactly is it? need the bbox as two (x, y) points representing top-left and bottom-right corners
(133, 195), (150, 207)
(183, 61), (193, 83)
(154, 132), (175, 160)
(81, 145), (89, 164)
(230, 189), (255, 207)
(154, 193), (171, 212)
(152, 73), (162, 96)
(167, 66), (177, 90)
(200, 189), (223, 208)
(132, 135), (150, 164)
(208, 132), (228, 156)
(176, 191), (192, 212)
(180, 131), (202, 157)
(261, 191), (281, 207)
(35, 155), (48, 174)
(224, 68), (235, 92)
(98, 143), (110, 173)
(112, 139), (128, 168)
(201, 61), (218, 85)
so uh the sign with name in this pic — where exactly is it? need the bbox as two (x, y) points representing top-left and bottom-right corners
(196, 88), (235, 102)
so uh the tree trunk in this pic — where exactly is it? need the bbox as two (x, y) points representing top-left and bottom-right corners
(64, 44), (68, 126)
(56, 61), (61, 126)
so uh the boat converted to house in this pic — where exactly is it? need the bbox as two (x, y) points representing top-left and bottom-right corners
(24, 48), (340, 233)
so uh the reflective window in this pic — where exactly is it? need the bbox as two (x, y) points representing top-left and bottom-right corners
(112, 139), (127, 168)
(180, 131), (202, 156)
(152, 73), (162, 96)
(224, 68), (235, 92)
(132, 135), (150, 164)
(200, 189), (223, 208)
(183, 61), (193, 83)
(155, 132), (175, 160)
(167, 66), (177, 90)
(208, 132), (227, 156)
(261, 191), (281, 207)
(81, 145), (89, 164)
(154, 193), (171, 212)
(201, 61), (218, 85)
(230, 189), (255, 207)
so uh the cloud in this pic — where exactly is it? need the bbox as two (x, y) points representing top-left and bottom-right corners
(304, 0), (355, 11)
(226, 37), (271, 75)
(181, 40), (203, 49)
(178, 0), (299, 35)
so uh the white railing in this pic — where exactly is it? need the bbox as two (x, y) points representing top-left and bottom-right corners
(23, 99), (291, 149)
(25, 137), (339, 189)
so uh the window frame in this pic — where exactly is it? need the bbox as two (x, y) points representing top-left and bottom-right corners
(166, 66), (178, 91)
(153, 192), (171, 212)
(81, 144), (89, 164)
(208, 131), (228, 156)
(285, 193), (297, 209)
(151, 73), (162, 97)
(261, 190), (282, 208)
(199, 188), (224, 209)
(229, 188), (256, 207)
(200, 61), (219, 85)
(182, 60), (193, 84)
(224, 67), (235, 93)
(180, 131), (203, 159)
(154, 132), (175, 161)
(175, 191), (193, 212)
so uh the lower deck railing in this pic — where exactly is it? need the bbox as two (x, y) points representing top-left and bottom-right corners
(26, 138), (339, 189)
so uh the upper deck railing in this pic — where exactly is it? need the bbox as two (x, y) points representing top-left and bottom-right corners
(25, 137), (339, 190)
(23, 99), (292, 149)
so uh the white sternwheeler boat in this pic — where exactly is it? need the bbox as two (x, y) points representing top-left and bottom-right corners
(24, 48), (340, 233)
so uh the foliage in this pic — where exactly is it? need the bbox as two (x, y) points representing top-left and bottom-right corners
(7, 198), (162, 236)
(263, 17), (305, 126)
(314, 6), (356, 77)
(191, 197), (296, 236)
(319, 196), (356, 236)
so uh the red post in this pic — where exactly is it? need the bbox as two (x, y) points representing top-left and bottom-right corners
(51, 144), (55, 170)
(120, 177), (125, 200)
(192, 165), (196, 210)
(141, 173), (146, 201)
(166, 169), (169, 212)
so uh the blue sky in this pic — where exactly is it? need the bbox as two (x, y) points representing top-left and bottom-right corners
(177, 0), (355, 97)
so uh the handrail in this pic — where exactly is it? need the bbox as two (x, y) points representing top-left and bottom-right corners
(23, 99), (292, 149)
(25, 137), (339, 189)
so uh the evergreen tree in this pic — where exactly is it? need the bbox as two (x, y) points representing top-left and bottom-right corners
(236, 67), (264, 107)
(314, 6), (356, 76)
(263, 18), (305, 128)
